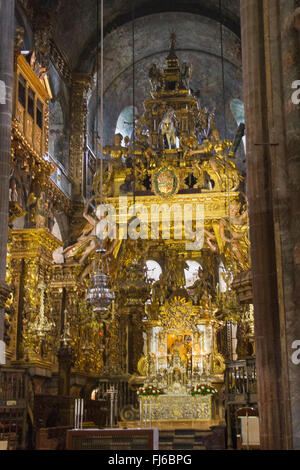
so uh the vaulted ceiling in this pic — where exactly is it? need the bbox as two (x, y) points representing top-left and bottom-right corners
(25, 0), (241, 73)
(16, 0), (244, 169)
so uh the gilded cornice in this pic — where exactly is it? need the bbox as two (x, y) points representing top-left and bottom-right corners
(107, 192), (239, 220)
(50, 263), (85, 290)
(8, 229), (62, 262)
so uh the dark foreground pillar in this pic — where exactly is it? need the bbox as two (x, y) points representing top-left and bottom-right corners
(240, 0), (300, 449)
(0, 0), (15, 354)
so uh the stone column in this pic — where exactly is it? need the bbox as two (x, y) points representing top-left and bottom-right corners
(279, 1), (300, 450)
(57, 344), (74, 396)
(0, 0), (15, 349)
(240, 0), (300, 449)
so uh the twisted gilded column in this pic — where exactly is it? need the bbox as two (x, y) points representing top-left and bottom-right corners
(0, 0), (15, 350)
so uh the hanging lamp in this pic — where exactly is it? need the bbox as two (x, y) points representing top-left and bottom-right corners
(86, 0), (115, 318)
(117, 1), (150, 308)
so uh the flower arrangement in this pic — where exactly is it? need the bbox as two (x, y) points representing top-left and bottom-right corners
(137, 385), (165, 397)
(190, 384), (218, 396)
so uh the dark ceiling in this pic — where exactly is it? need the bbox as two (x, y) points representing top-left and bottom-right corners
(25, 0), (241, 73)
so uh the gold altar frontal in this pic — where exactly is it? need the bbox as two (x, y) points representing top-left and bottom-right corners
(118, 394), (223, 431)
(140, 395), (213, 421)
(118, 420), (223, 431)
(119, 395), (220, 431)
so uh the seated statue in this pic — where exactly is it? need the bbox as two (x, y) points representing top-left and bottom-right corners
(103, 133), (129, 169)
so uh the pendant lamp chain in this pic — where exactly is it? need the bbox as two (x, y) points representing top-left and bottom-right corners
(86, 0), (115, 317)
(219, 0), (233, 271)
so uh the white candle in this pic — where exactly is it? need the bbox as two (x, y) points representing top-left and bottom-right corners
(139, 399), (142, 427)
(144, 399), (147, 428)
(149, 400), (152, 429)
(75, 399), (78, 429)
(74, 399), (77, 429)
(80, 399), (84, 429)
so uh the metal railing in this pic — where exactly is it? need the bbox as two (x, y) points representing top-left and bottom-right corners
(98, 376), (138, 424)
(83, 144), (96, 201)
(0, 368), (26, 403)
(224, 357), (257, 405)
(44, 153), (72, 199)
(0, 368), (27, 449)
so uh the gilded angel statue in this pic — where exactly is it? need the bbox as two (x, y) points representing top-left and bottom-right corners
(219, 200), (250, 270)
(62, 198), (119, 266)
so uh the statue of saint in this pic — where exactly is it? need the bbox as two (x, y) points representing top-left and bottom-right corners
(170, 336), (187, 363)
(9, 178), (19, 203)
(165, 253), (188, 288)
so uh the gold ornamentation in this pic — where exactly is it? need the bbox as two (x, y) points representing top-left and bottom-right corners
(139, 395), (213, 421)
(152, 165), (180, 199)
(159, 297), (199, 332)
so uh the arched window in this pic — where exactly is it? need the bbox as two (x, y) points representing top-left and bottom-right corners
(146, 260), (162, 283)
(49, 99), (69, 169)
(218, 260), (227, 293)
(230, 98), (246, 151)
(115, 106), (137, 141)
(230, 99), (244, 126)
(184, 260), (202, 287)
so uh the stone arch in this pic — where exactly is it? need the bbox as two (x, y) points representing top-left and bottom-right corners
(48, 63), (71, 170)
(145, 260), (162, 283)
(49, 96), (70, 170)
(184, 260), (202, 287)
(76, 0), (240, 74)
(115, 105), (138, 141)
(93, 12), (243, 146)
